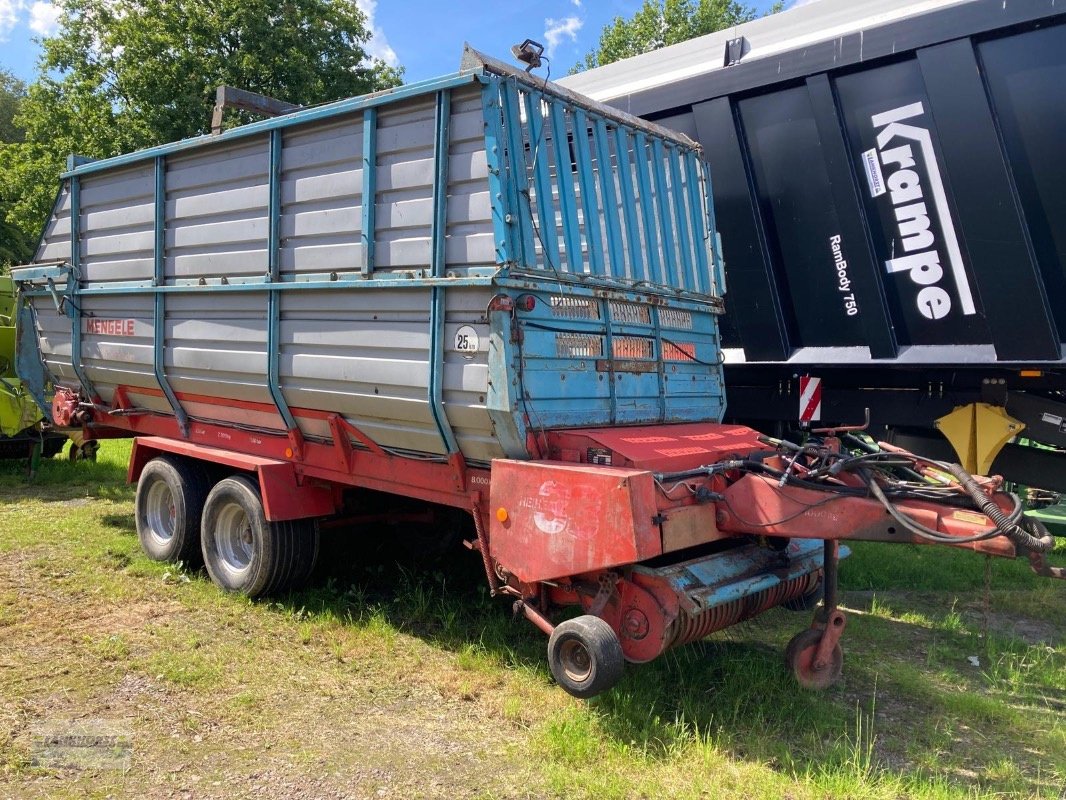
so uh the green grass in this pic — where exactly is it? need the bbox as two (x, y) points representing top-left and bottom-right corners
(0, 439), (1063, 798)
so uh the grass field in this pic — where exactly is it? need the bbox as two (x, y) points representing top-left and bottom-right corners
(0, 440), (1064, 799)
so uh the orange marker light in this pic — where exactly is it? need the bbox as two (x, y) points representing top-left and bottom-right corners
(284, 447), (294, 458)
(496, 507), (508, 523)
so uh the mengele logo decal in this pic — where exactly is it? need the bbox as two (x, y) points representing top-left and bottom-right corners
(864, 101), (976, 321)
(84, 318), (136, 336)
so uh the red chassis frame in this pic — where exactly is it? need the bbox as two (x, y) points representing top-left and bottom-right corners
(58, 384), (1038, 671)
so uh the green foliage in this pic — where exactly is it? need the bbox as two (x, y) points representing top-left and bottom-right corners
(0, 70), (26, 145)
(0, 72), (32, 268)
(0, 0), (403, 252)
(575, 0), (777, 72)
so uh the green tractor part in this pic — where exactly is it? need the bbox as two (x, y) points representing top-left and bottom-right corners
(0, 275), (66, 460)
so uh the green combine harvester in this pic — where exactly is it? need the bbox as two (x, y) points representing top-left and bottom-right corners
(0, 275), (67, 462)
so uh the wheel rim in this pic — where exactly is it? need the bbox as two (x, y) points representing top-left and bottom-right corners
(144, 480), (177, 546)
(559, 638), (593, 684)
(787, 629), (843, 690)
(215, 502), (254, 575)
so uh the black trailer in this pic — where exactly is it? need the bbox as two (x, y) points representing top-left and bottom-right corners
(561, 0), (1066, 490)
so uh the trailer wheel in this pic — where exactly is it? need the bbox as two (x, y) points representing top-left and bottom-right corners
(785, 628), (843, 690)
(136, 456), (210, 565)
(547, 615), (624, 699)
(200, 475), (317, 598)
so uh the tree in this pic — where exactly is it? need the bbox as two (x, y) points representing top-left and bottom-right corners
(576, 0), (780, 72)
(0, 0), (403, 248)
(0, 71), (31, 267)
(0, 70), (26, 145)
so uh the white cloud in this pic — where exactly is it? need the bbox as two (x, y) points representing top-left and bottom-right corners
(353, 0), (398, 68)
(28, 1), (59, 36)
(571, 0), (582, 6)
(544, 15), (583, 56)
(0, 0), (20, 41)
(0, 0), (60, 41)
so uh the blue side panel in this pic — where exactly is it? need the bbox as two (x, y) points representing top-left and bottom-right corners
(593, 118), (624, 279)
(632, 134), (662, 285)
(613, 126), (645, 284)
(498, 281), (726, 427)
(667, 145), (697, 292)
(153, 156), (189, 436)
(361, 108), (378, 276)
(571, 108), (605, 276)
(429, 89), (459, 454)
(650, 138), (678, 287)
(683, 151), (712, 296)
(66, 176), (95, 400)
(548, 102), (582, 271)
(481, 82), (516, 265)
(501, 80), (536, 269)
(524, 91), (561, 271)
(266, 129), (300, 436)
(15, 301), (51, 419)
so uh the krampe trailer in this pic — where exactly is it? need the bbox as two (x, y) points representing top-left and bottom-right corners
(12, 49), (1061, 698)
(561, 0), (1066, 493)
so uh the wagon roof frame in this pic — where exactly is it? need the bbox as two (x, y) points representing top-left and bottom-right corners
(60, 46), (700, 182)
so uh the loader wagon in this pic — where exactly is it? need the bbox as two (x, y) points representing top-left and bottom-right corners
(13, 48), (1061, 698)
(560, 0), (1066, 492)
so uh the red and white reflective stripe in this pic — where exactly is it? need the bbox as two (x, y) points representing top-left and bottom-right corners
(799, 376), (821, 422)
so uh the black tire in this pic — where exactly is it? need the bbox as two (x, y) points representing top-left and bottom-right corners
(135, 456), (210, 565)
(289, 519), (321, 591)
(547, 615), (625, 699)
(200, 475), (315, 598)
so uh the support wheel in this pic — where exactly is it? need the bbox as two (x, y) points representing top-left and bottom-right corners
(69, 439), (99, 462)
(201, 475), (318, 598)
(785, 628), (843, 690)
(547, 615), (624, 699)
(136, 456), (210, 565)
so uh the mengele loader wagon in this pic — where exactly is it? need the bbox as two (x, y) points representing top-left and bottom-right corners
(11, 48), (1062, 698)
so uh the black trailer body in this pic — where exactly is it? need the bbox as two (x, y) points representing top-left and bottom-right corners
(560, 0), (1066, 489)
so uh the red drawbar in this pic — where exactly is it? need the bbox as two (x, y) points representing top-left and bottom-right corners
(719, 473), (1018, 559)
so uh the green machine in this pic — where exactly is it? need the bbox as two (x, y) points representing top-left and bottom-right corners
(0, 275), (66, 461)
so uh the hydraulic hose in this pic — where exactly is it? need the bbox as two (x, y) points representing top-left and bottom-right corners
(943, 464), (1055, 554)
(863, 473), (1007, 545)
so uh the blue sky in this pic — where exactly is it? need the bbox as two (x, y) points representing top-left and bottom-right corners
(0, 0), (784, 86)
